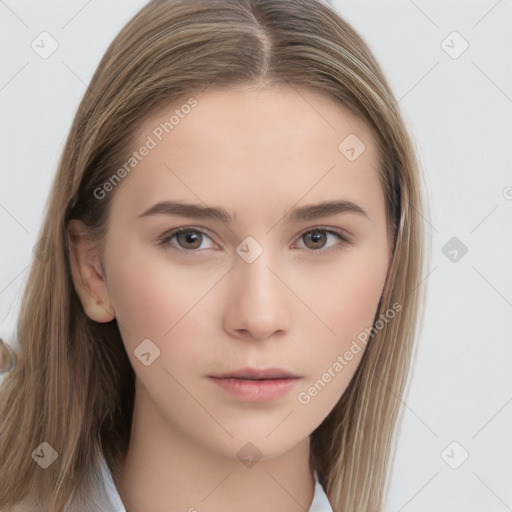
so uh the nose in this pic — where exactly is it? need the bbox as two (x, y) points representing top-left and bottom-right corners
(222, 249), (292, 340)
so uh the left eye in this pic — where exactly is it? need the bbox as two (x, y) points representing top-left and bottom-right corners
(296, 228), (350, 251)
(157, 227), (350, 253)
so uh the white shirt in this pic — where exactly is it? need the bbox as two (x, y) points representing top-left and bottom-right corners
(100, 455), (334, 512)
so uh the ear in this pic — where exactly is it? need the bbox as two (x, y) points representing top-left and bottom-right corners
(67, 219), (115, 323)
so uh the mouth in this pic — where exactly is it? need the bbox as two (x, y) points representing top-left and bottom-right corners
(208, 367), (301, 402)
(210, 367), (300, 380)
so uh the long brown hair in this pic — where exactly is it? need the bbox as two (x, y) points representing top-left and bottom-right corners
(0, 1), (428, 510)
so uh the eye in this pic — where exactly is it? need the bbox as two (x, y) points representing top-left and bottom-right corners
(157, 226), (352, 254)
(157, 227), (217, 251)
(295, 228), (352, 253)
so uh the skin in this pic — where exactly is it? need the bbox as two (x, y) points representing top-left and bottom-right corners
(68, 85), (391, 512)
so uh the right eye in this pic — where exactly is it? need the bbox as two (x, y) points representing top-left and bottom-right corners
(157, 227), (218, 252)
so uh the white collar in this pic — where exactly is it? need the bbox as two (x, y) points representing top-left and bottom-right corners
(100, 456), (333, 512)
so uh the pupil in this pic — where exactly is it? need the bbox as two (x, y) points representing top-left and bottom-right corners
(308, 231), (325, 248)
(179, 231), (201, 248)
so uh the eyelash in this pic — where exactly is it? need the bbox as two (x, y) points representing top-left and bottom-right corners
(156, 226), (353, 257)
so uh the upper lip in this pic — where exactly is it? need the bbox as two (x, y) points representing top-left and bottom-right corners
(210, 367), (299, 380)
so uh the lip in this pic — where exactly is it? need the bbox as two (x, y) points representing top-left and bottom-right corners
(209, 367), (301, 402)
(211, 367), (299, 380)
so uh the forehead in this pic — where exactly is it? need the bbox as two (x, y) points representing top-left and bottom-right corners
(109, 85), (383, 222)
(136, 84), (376, 157)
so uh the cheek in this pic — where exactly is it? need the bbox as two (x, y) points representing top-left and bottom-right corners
(293, 313), (369, 437)
(106, 256), (219, 399)
(293, 248), (388, 404)
(294, 248), (389, 343)
(336, 257), (387, 332)
(106, 248), (215, 346)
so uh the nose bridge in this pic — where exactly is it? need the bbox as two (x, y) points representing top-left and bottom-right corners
(225, 240), (291, 338)
(235, 242), (279, 304)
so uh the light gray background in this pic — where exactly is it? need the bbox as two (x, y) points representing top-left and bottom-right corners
(1, 1), (511, 511)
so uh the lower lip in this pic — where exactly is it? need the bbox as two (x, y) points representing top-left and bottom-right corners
(209, 377), (300, 402)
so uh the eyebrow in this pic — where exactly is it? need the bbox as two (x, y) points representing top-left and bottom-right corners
(137, 199), (369, 224)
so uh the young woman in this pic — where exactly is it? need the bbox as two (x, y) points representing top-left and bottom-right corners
(0, 1), (427, 511)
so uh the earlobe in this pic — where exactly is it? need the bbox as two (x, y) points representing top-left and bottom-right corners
(67, 219), (115, 323)
(83, 299), (116, 324)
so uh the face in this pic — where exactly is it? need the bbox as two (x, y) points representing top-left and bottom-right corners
(76, 85), (390, 462)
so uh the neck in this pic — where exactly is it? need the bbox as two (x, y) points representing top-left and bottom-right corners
(115, 380), (316, 512)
